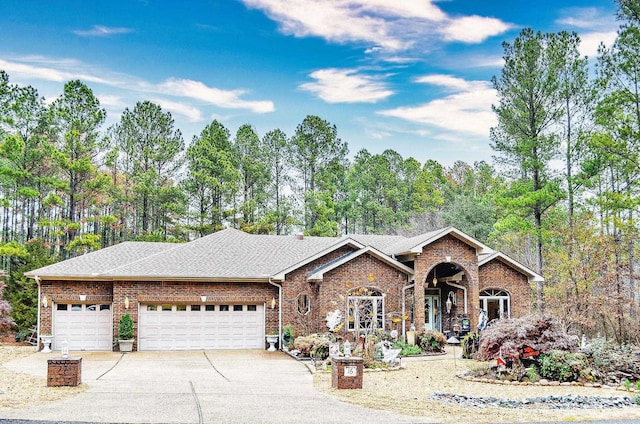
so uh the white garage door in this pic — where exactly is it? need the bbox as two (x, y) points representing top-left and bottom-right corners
(53, 303), (113, 351)
(138, 303), (264, 351)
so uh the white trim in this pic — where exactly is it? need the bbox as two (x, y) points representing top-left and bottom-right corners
(306, 246), (414, 282)
(400, 226), (494, 256)
(272, 238), (366, 281)
(479, 252), (544, 283)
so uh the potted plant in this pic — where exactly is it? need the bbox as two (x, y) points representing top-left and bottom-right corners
(266, 331), (279, 352)
(118, 313), (134, 353)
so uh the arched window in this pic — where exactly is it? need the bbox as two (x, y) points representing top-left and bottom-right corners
(346, 287), (384, 332)
(479, 289), (510, 321)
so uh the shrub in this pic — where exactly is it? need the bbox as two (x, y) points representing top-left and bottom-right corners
(539, 350), (588, 382)
(292, 334), (331, 359)
(118, 313), (134, 340)
(417, 330), (447, 353)
(584, 337), (640, 384)
(477, 315), (578, 363)
(393, 341), (421, 356)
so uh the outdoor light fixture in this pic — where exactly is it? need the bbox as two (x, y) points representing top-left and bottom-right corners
(124, 296), (130, 310)
(446, 291), (456, 314)
(271, 297), (276, 309)
(42, 295), (48, 308)
(432, 269), (438, 287)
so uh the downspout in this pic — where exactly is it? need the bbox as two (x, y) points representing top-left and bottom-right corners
(268, 277), (282, 351)
(401, 282), (414, 339)
(35, 276), (41, 350)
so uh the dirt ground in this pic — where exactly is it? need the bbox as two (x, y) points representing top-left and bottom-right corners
(0, 345), (86, 409)
(313, 352), (640, 423)
(2, 344), (640, 422)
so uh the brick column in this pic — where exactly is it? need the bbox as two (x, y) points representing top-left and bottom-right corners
(413, 257), (427, 331)
(47, 357), (82, 387)
(331, 357), (363, 389)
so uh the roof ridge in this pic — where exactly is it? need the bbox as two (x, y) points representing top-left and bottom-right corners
(100, 241), (186, 276)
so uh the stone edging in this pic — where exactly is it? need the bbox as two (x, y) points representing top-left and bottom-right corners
(459, 374), (640, 394)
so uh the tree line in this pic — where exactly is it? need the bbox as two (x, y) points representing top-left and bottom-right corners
(1, 0), (639, 344)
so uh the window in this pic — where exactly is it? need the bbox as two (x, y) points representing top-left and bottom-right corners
(297, 294), (310, 315)
(479, 289), (510, 321)
(176, 305), (187, 311)
(247, 305), (257, 311)
(100, 304), (110, 311)
(161, 304), (172, 311)
(205, 305), (215, 311)
(86, 304), (96, 311)
(71, 304), (82, 311)
(57, 304), (68, 311)
(219, 305), (229, 311)
(346, 288), (384, 332)
(191, 305), (201, 311)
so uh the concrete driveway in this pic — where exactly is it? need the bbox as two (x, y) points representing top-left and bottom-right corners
(1, 350), (431, 424)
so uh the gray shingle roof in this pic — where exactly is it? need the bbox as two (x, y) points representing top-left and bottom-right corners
(27, 226), (537, 282)
(25, 242), (179, 278)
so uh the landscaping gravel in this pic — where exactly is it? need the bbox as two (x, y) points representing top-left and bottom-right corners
(430, 392), (637, 409)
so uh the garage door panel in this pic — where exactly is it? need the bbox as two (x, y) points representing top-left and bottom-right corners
(53, 304), (113, 351)
(138, 303), (264, 351)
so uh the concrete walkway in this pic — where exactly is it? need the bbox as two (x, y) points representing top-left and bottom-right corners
(1, 350), (433, 424)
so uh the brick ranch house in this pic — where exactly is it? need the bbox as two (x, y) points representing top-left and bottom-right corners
(26, 226), (542, 352)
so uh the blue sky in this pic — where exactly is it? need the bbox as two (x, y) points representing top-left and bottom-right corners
(0, 0), (620, 167)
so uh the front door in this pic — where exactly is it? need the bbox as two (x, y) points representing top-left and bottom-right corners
(424, 295), (440, 331)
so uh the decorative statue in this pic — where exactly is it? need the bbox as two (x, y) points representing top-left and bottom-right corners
(478, 309), (488, 331)
(325, 309), (343, 332)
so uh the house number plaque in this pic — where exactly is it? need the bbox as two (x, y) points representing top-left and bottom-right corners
(344, 366), (357, 377)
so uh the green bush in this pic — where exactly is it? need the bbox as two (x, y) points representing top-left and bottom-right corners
(417, 330), (447, 353)
(539, 350), (588, 382)
(118, 313), (134, 340)
(393, 341), (421, 356)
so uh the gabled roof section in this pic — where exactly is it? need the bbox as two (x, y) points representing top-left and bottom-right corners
(25, 242), (180, 280)
(271, 237), (366, 281)
(386, 226), (494, 257)
(306, 246), (414, 282)
(479, 251), (544, 282)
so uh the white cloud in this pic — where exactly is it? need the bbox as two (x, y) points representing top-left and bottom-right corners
(150, 98), (204, 122)
(378, 75), (497, 137)
(442, 15), (512, 43)
(0, 58), (109, 85)
(579, 31), (618, 58)
(154, 78), (274, 113)
(556, 7), (617, 31)
(0, 56), (274, 114)
(299, 68), (393, 103)
(73, 25), (133, 37)
(241, 0), (510, 52)
(97, 94), (127, 109)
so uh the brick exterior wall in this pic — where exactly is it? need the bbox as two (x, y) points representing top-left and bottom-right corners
(281, 248), (411, 339)
(412, 234), (480, 330)
(479, 258), (534, 318)
(37, 232), (536, 351)
(39, 280), (278, 351)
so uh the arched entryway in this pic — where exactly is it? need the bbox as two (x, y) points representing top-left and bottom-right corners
(424, 262), (471, 336)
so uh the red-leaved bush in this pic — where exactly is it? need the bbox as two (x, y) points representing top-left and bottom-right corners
(0, 280), (14, 334)
(476, 315), (578, 362)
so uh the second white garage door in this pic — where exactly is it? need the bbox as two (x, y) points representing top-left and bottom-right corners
(138, 303), (264, 350)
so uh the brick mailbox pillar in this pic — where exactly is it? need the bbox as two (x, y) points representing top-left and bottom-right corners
(331, 357), (363, 390)
(47, 357), (82, 387)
